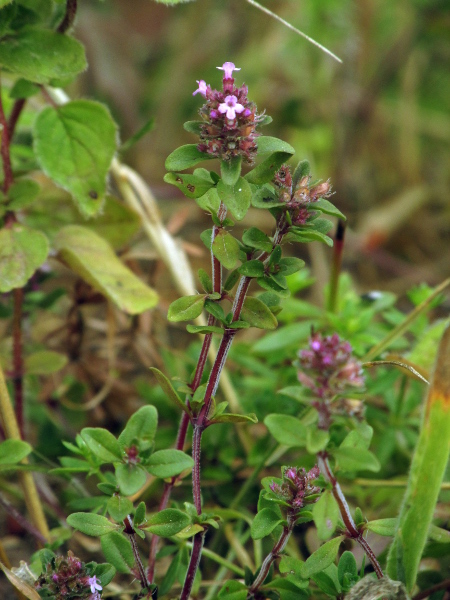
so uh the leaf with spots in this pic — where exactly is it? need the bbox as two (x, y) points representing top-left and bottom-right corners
(33, 100), (118, 217)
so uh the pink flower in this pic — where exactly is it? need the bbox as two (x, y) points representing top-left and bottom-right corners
(217, 61), (240, 79)
(193, 80), (208, 97)
(218, 95), (245, 120)
(88, 576), (102, 594)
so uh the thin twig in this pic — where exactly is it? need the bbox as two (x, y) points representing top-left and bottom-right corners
(57, 0), (78, 34)
(246, 0), (343, 64)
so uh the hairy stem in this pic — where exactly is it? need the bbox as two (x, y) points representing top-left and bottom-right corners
(179, 530), (206, 600)
(317, 452), (384, 578)
(248, 511), (296, 596)
(124, 516), (150, 590)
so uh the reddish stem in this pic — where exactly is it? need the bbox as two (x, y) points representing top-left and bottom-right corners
(12, 288), (24, 439)
(317, 452), (384, 578)
(0, 82), (14, 194)
(248, 510), (296, 596)
(179, 530), (206, 600)
(7, 98), (26, 139)
(57, 0), (78, 33)
(124, 515), (150, 590)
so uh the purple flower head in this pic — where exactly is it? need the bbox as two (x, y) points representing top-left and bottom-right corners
(269, 466), (321, 512)
(217, 61), (240, 80)
(193, 80), (208, 97)
(88, 576), (102, 595)
(218, 95), (245, 120)
(297, 333), (365, 401)
(192, 62), (267, 165)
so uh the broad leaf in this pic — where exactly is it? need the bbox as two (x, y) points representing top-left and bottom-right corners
(54, 225), (158, 314)
(241, 297), (278, 330)
(221, 156), (242, 186)
(146, 449), (194, 478)
(217, 177), (252, 221)
(0, 30), (86, 84)
(300, 536), (344, 579)
(0, 224), (49, 293)
(101, 532), (134, 573)
(242, 227), (273, 252)
(142, 509), (190, 536)
(34, 101), (118, 216)
(107, 495), (134, 522)
(168, 294), (207, 322)
(67, 513), (119, 536)
(115, 463), (147, 496)
(25, 351), (67, 375)
(164, 172), (215, 199)
(211, 230), (240, 269)
(251, 508), (284, 540)
(118, 405), (158, 451)
(165, 144), (212, 171)
(80, 428), (122, 463)
(0, 440), (32, 465)
(313, 490), (339, 540)
(333, 447), (380, 473)
(264, 414), (307, 447)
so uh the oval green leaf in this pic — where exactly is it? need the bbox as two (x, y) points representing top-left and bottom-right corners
(67, 512), (119, 537)
(146, 449), (194, 478)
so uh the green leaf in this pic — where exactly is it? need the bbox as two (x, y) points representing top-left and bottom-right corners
(242, 227), (273, 252)
(209, 412), (258, 425)
(92, 563), (116, 588)
(196, 187), (221, 213)
(241, 297), (278, 330)
(256, 137), (295, 156)
(118, 405), (158, 451)
(164, 172), (215, 199)
(246, 152), (294, 186)
(251, 508), (284, 540)
(175, 523), (204, 539)
(340, 424), (373, 451)
(0, 224), (49, 293)
(211, 230), (240, 269)
(107, 495), (133, 522)
(292, 159), (311, 189)
(150, 367), (191, 415)
(34, 101), (118, 217)
(54, 225), (158, 315)
(285, 228), (333, 247)
(168, 294), (207, 322)
(183, 121), (204, 134)
(300, 536), (344, 579)
(217, 177), (252, 221)
(100, 532), (134, 573)
(6, 179), (40, 210)
(9, 78), (40, 100)
(333, 447), (380, 473)
(279, 257), (305, 276)
(115, 463), (147, 496)
(264, 414), (307, 447)
(365, 518), (397, 537)
(221, 156), (242, 186)
(0, 440), (32, 465)
(428, 524), (450, 543)
(337, 551), (358, 586)
(142, 509), (190, 537)
(67, 513), (119, 537)
(186, 324), (224, 334)
(146, 449), (194, 478)
(306, 426), (330, 453)
(267, 578), (309, 599)
(218, 580), (247, 600)
(313, 490), (339, 540)
(80, 428), (122, 463)
(0, 30), (86, 84)
(238, 260), (265, 278)
(253, 320), (315, 353)
(25, 351), (67, 375)
(251, 184), (284, 209)
(314, 198), (346, 220)
(165, 144), (212, 171)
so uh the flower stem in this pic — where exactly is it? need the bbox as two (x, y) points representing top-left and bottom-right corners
(248, 510), (296, 596)
(317, 452), (383, 578)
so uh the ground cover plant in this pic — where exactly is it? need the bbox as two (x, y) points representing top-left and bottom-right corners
(0, 1), (449, 599)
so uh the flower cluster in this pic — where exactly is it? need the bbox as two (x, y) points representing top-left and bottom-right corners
(274, 164), (333, 225)
(193, 61), (265, 164)
(269, 466), (321, 510)
(35, 551), (102, 599)
(297, 332), (365, 400)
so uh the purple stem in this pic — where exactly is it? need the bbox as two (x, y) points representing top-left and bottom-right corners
(317, 452), (384, 578)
